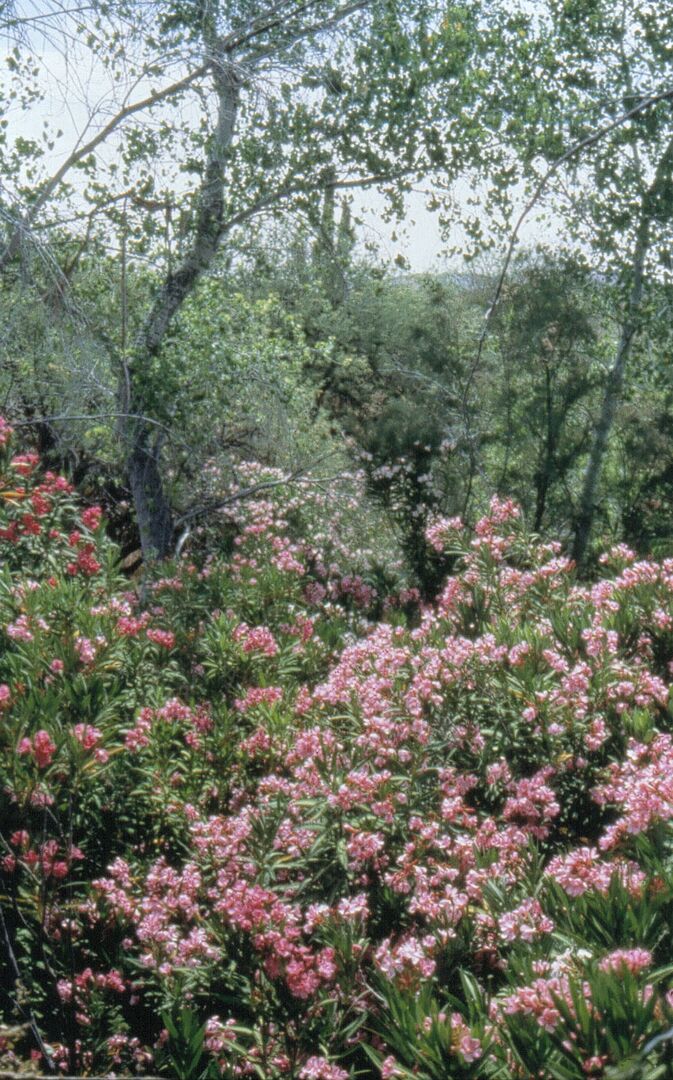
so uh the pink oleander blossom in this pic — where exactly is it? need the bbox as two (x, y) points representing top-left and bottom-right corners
(146, 628), (176, 649)
(235, 685), (283, 712)
(499, 898), (554, 943)
(18, 730), (56, 768)
(0, 416), (13, 445)
(73, 724), (103, 750)
(599, 949), (652, 975)
(299, 1057), (349, 1080)
(374, 934), (436, 985)
(233, 622), (279, 656)
(501, 974), (586, 1032)
(81, 505), (102, 530)
(593, 734), (673, 849)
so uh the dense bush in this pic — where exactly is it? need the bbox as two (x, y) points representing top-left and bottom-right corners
(4, 418), (673, 1078)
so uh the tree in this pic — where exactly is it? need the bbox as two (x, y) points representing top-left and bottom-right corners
(487, 253), (601, 534)
(1, 0), (500, 560)
(485, 0), (673, 565)
(302, 268), (480, 592)
(572, 134), (673, 564)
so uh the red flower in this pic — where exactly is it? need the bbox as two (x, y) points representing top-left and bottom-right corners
(81, 505), (102, 531)
(32, 731), (57, 768)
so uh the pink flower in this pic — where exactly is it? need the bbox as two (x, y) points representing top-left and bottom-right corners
(502, 975), (580, 1032)
(599, 949), (652, 975)
(593, 735), (673, 849)
(499, 898), (554, 943)
(74, 724), (103, 751)
(585, 717), (608, 751)
(116, 614), (150, 636)
(204, 1016), (236, 1054)
(0, 416), (13, 445)
(146, 628), (176, 649)
(502, 768), (560, 840)
(345, 828), (387, 870)
(81, 505), (102, 531)
(457, 1033), (482, 1063)
(583, 1057), (609, 1075)
(7, 615), (33, 641)
(10, 453), (39, 476)
(299, 1056), (348, 1079)
(75, 636), (99, 665)
(336, 893), (369, 921)
(33, 730), (56, 768)
(234, 686), (283, 713)
(425, 515), (463, 552)
(18, 731), (56, 768)
(233, 623), (279, 657)
(375, 934), (436, 983)
(547, 848), (612, 896)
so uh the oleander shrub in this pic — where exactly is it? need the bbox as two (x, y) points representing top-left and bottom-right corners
(3, 415), (673, 1078)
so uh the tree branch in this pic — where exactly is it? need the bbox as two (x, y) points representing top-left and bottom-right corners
(221, 0), (329, 54)
(0, 4), (97, 34)
(12, 411), (174, 436)
(175, 465), (347, 530)
(134, 55), (241, 358)
(242, 0), (372, 63)
(0, 63), (209, 270)
(217, 165), (420, 235)
(11, 411), (196, 457)
(463, 84), (673, 416)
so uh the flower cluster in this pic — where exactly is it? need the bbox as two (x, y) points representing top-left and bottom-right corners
(3, 423), (673, 1078)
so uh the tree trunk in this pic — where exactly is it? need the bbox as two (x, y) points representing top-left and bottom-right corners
(533, 362), (555, 532)
(571, 293), (643, 566)
(571, 136), (673, 567)
(126, 426), (175, 560)
(120, 52), (242, 562)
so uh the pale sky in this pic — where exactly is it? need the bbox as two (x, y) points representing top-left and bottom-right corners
(1, 25), (562, 275)
(356, 185), (561, 272)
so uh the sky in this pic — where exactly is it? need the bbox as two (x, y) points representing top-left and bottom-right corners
(356, 185), (560, 272)
(0, 7), (562, 275)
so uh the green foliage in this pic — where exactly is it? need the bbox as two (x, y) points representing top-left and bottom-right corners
(7, 429), (673, 1075)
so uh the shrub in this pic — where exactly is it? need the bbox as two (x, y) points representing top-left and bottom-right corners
(3, 421), (673, 1077)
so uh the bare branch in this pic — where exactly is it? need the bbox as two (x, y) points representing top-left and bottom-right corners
(218, 165), (420, 235)
(463, 83), (673, 413)
(12, 411), (173, 434)
(11, 413), (197, 457)
(175, 464), (348, 530)
(0, 4), (97, 34)
(0, 63), (209, 270)
(221, 0), (328, 54)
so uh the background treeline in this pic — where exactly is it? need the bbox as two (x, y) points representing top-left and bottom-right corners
(5, 227), (673, 592)
(2, 0), (673, 591)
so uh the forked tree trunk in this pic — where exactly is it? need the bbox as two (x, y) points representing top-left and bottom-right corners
(120, 53), (241, 562)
